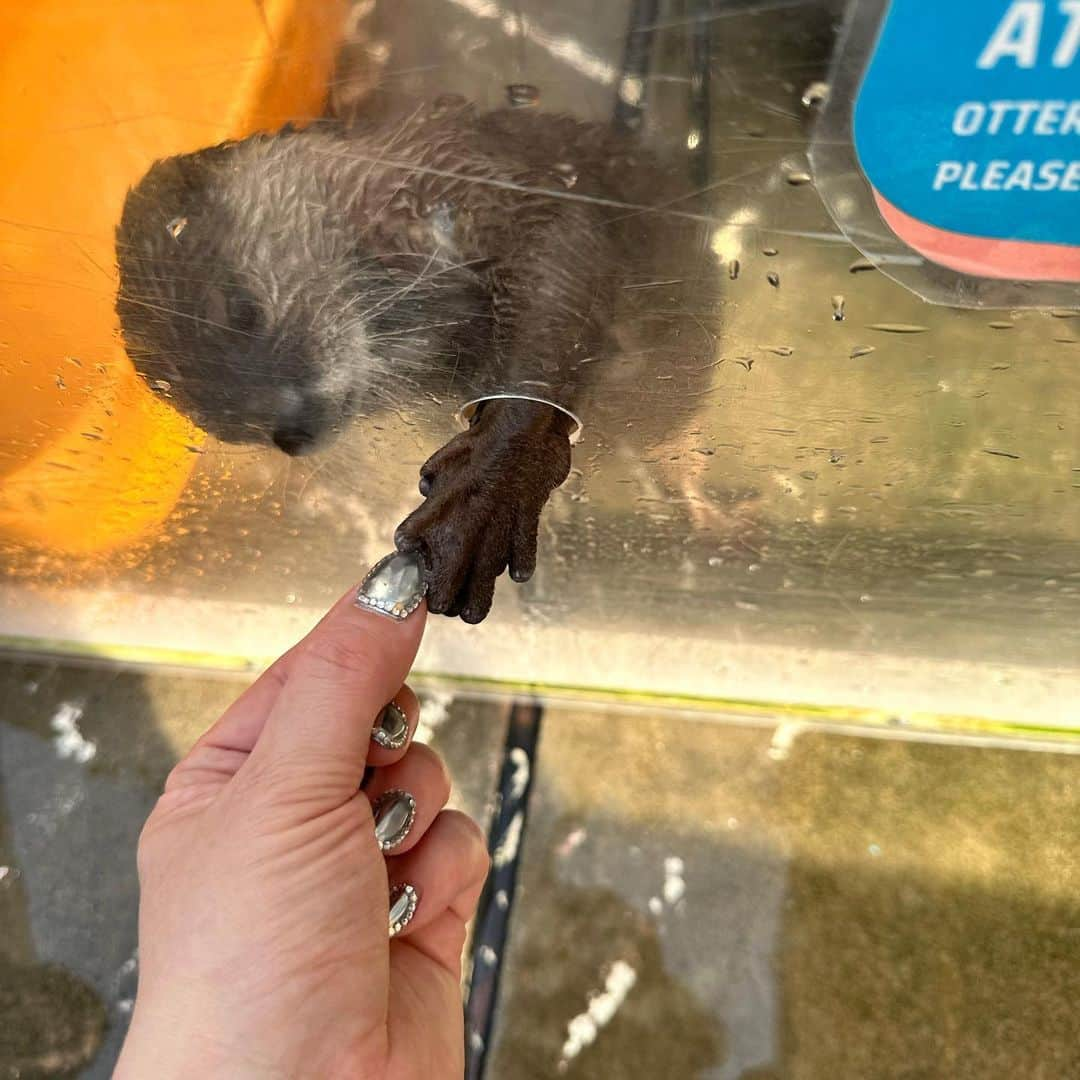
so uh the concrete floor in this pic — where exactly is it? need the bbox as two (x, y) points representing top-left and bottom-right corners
(2, 657), (1078, 1078)
(487, 709), (1080, 1080)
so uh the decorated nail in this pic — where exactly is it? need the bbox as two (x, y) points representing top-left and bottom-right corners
(372, 702), (409, 751)
(372, 789), (417, 852)
(356, 551), (427, 620)
(389, 883), (419, 937)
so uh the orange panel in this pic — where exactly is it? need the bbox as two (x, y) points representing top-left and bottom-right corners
(0, 0), (346, 554)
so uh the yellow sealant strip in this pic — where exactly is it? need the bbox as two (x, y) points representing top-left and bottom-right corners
(1, 633), (1077, 745)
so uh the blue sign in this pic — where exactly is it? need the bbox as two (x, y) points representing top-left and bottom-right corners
(854, 0), (1080, 247)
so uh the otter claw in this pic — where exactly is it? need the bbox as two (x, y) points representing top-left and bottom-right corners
(394, 399), (572, 623)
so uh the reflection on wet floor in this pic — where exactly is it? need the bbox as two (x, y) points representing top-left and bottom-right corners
(488, 706), (1080, 1080)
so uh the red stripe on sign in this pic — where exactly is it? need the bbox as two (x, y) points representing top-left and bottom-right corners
(873, 190), (1080, 284)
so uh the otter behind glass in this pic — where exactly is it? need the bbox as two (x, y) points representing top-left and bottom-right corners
(8, 0), (1077, 726)
(115, 91), (666, 620)
(115, 100), (651, 447)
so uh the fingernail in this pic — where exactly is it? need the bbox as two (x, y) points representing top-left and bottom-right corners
(356, 551), (427, 620)
(372, 702), (409, 750)
(389, 883), (419, 937)
(372, 789), (416, 852)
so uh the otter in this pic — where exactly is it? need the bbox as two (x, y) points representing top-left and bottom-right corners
(115, 97), (651, 622)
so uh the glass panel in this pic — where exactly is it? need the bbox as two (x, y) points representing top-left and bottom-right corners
(1, 0), (1077, 730)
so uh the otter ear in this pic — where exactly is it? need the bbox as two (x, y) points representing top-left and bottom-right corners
(138, 140), (239, 203)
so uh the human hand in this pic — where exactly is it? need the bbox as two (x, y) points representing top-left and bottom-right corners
(116, 556), (490, 1079)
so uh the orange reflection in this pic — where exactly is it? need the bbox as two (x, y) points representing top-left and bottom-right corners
(0, 0), (346, 557)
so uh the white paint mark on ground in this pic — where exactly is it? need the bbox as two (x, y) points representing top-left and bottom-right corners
(415, 690), (454, 744)
(50, 702), (96, 764)
(508, 747), (531, 800)
(558, 960), (638, 1071)
(768, 720), (809, 761)
(492, 810), (523, 868)
(662, 855), (686, 905)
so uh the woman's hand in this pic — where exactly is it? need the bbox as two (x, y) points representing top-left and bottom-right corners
(116, 557), (489, 1079)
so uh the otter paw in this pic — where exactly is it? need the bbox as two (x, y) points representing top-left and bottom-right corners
(394, 400), (573, 623)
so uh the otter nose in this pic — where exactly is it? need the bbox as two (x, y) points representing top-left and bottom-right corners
(271, 426), (318, 456)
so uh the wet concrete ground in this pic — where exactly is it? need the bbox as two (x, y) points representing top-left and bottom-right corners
(2, 656), (1078, 1078)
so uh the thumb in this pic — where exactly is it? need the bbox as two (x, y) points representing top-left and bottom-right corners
(243, 553), (427, 804)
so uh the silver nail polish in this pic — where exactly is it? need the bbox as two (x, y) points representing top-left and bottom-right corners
(372, 702), (409, 751)
(356, 551), (427, 620)
(389, 883), (419, 938)
(372, 789), (417, 852)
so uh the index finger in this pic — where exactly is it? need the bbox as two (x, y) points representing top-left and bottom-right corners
(244, 552), (428, 798)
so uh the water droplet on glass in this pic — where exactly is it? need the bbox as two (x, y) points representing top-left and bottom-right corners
(831, 295), (846, 321)
(149, 378), (172, 392)
(767, 272), (780, 288)
(801, 81), (830, 107)
(763, 247), (778, 256)
(55, 374), (67, 390)
(785, 171), (812, 186)
(1049, 309), (1078, 318)
(728, 258), (740, 280)
(764, 345), (793, 356)
(868, 843), (882, 857)
(989, 321), (1014, 330)
(849, 258), (876, 273)
(552, 162), (578, 189)
(869, 323), (928, 334)
(166, 216), (188, 240)
(507, 83), (539, 107)
(686, 129), (701, 150)
(850, 345), (875, 359)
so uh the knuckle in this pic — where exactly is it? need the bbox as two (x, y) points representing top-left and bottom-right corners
(299, 625), (385, 685)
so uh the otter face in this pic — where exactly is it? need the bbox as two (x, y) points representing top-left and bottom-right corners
(115, 131), (386, 456)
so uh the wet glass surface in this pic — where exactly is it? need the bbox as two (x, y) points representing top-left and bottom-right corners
(0, 0), (1077, 726)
